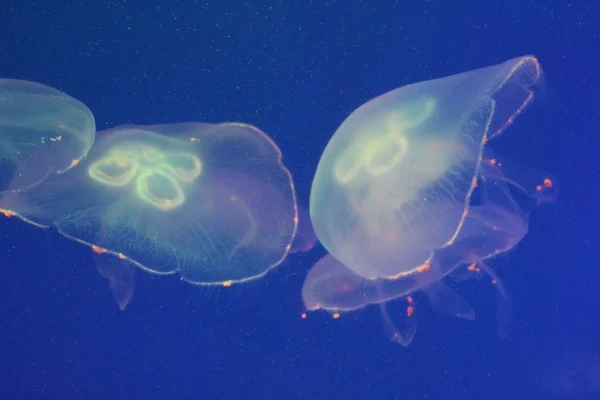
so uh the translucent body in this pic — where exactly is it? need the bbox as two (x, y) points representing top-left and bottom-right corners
(0, 79), (95, 193)
(96, 254), (135, 311)
(303, 56), (555, 345)
(95, 202), (316, 310)
(1, 123), (299, 286)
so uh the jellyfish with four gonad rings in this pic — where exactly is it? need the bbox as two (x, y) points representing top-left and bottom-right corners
(302, 55), (557, 346)
(0, 122), (300, 309)
(0, 79), (95, 197)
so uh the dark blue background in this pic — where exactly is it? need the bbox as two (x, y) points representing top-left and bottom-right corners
(1, 1), (598, 399)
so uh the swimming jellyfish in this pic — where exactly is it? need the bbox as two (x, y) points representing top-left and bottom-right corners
(302, 55), (556, 345)
(0, 79), (95, 194)
(0, 123), (301, 300)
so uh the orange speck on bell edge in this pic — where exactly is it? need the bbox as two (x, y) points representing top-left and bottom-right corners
(0, 209), (14, 218)
(222, 281), (232, 287)
(416, 262), (430, 273)
(467, 263), (481, 273)
(537, 178), (554, 191)
(71, 159), (79, 167)
(92, 245), (106, 254)
(332, 313), (340, 319)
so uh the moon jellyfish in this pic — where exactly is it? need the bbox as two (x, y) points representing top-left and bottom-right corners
(302, 56), (557, 345)
(0, 79), (95, 194)
(1, 123), (300, 301)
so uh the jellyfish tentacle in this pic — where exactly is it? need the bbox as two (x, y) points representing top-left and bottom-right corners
(423, 281), (476, 321)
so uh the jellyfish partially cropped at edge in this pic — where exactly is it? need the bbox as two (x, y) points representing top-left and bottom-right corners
(0, 122), (301, 308)
(0, 79), (95, 194)
(302, 56), (557, 346)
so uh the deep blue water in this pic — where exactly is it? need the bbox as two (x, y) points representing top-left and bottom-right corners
(1, 1), (598, 399)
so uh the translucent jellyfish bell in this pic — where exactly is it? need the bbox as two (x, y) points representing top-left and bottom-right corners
(1, 122), (300, 290)
(0, 79), (95, 194)
(303, 56), (557, 345)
